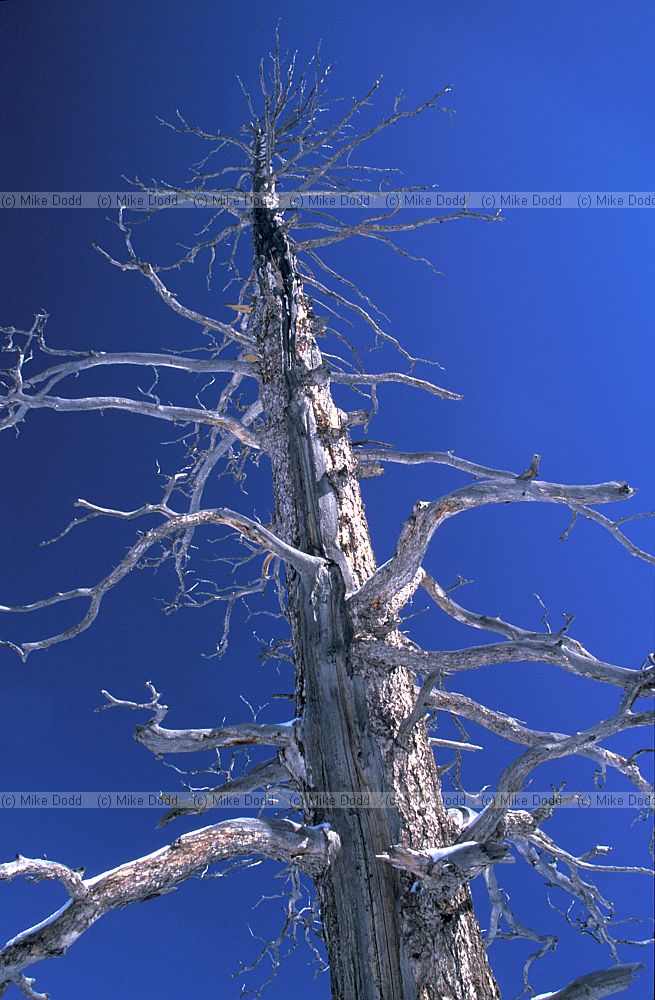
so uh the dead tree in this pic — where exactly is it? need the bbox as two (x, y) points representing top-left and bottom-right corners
(0, 42), (652, 1000)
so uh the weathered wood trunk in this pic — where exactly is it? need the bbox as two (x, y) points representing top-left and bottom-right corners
(253, 133), (499, 1000)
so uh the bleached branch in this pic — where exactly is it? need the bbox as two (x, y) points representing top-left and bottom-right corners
(0, 819), (339, 998)
(1, 390), (261, 447)
(94, 248), (255, 347)
(0, 319), (261, 452)
(532, 964), (643, 999)
(522, 829), (654, 878)
(352, 473), (646, 619)
(513, 837), (648, 962)
(294, 208), (500, 251)
(157, 758), (290, 827)
(379, 625), (653, 782)
(483, 865), (556, 992)
(159, 108), (255, 157)
(299, 268), (435, 367)
(460, 708), (654, 845)
(327, 368), (462, 400)
(97, 684), (300, 825)
(171, 397), (264, 576)
(366, 629), (647, 695)
(98, 684), (295, 754)
(429, 737), (482, 752)
(566, 501), (655, 565)
(416, 572), (653, 693)
(0, 857), (87, 901)
(295, 85), (453, 191)
(21, 352), (258, 391)
(372, 582), (654, 740)
(0, 508), (324, 659)
(353, 446), (524, 479)
(277, 77), (385, 182)
(481, 816), (652, 989)
(139, 723), (295, 755)
(421, 686), (653, 798)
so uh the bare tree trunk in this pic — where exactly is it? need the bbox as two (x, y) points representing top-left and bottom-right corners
(253, 131), (499, 1000)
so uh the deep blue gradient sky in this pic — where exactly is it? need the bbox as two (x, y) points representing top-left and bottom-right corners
(1, 2), (653, 998)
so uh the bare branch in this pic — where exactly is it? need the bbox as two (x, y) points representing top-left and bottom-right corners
(98, 685), (296, 754)
(157, 758), (290, 827)
(295, 85), (453, 191)
(0, 819), (339, 997)
(94, 248), (255, 347)
(278, 77), (385, 182)
(421, 686), (653, 798)
(416, 574), (655, 697)
(376, 839), (512, 902)
(352, 474), (643, 618)
(21, 352), (258, 392)
(352, 446), (521, 479)
(0, 509), (324, 659)
(367, 630), (646, 699)
(159, 108), (254, 157)
(460, 708), (654, 845)
(483, 865), (556, 992)
(327, 368), (462, 400)
(96, 679), (168, 720)
(159, 397), (264, 578)
(429, 737), (482, 752)
(376, 628), (653, 788)
(98, 685), (301, 826)
(139, 722), (295, 755)
(532, 964), (643, 1000)
(299, 267), (435, 368)
(422, 571), (551, 640)
(515, 837), (649, 962)
(294, 208), (500, 252)
(0, 857), (87, 901)
(567, 501), (655, 566)
(523, 829), (654, 878)
(2, 390), (261, 447)
(9, 974), (49, 1000)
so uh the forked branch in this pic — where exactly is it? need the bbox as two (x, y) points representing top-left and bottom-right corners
(460, 708), (654, 845)
(0, 508), (323, 659)
(352, 471), (647, 621)
(98, 683), (296, 755)
(420, 686), (653, 798)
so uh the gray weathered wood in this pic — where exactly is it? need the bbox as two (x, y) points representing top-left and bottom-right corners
(251, 128), (500, 999)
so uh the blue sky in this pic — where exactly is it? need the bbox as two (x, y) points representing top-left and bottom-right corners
(0, 2), (653, 998)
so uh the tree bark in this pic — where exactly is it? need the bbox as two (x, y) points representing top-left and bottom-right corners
(252, 131), (499, 1000)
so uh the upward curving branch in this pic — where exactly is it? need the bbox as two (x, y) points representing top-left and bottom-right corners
(422, 686), (653, 798)
(459, 707), (654, 845)
(0, 819), (339, 1000)
(351, 469), (648, 625)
